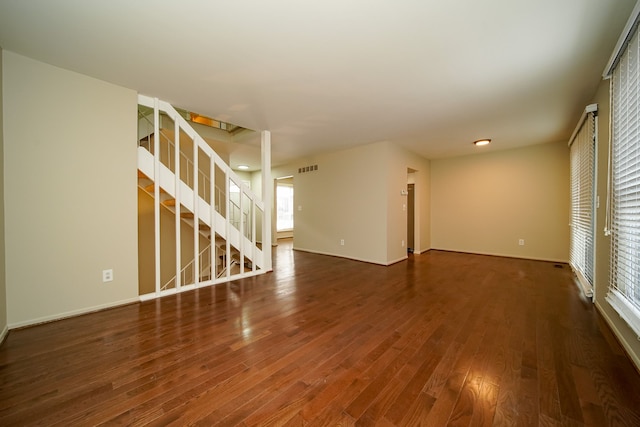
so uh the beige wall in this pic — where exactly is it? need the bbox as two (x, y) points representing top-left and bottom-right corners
(431, 142), (570, 262)
(0, 48), (7, 339)
(291, 141), (388, 264)
(3, 51), (139, 327)
(591, 79), (640, 369)
(263, 141), (430, 265)
(138, 189), (155, 295)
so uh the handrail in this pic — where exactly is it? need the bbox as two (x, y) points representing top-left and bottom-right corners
(138, 94), (267, 294)
(140, 111), (253, 239)
(139, 94), (263, 207)
(139, 113), (213, 202)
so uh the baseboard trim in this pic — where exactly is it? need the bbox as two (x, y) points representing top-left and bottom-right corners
(0, 325), (8, 345)
(139, 270), (268, 301)
(430, 247), (568, 264)
(8, 297), (140, 330)
(386, 256), (408, 266)
(293, 247), (397, 266)
(414, 248), (432, 255)
(595, 301), (640, 373)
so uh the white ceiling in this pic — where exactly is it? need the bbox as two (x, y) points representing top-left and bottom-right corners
(0, 0), (636, 168)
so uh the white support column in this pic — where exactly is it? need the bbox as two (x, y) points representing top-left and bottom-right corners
(239, 184), (245, 275)
(261, 130), (272, 271)
(193, 137), (199, 286)
(252, 199), (257, 272)
(153, 98), (161, 294)
(174, 116), (181, 290)
(210, 157), (216, 281)
(225, 173), (231, 278)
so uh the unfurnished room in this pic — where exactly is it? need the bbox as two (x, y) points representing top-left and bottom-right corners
(0, 1), (640, 425)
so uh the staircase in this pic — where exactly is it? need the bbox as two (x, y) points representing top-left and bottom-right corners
(137, 95), (271, 299)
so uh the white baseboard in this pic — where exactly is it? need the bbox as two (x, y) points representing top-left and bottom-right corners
(430, 247), (568, 264)
(0, 324), (8, 345)
(386, 256), (408, 265)
(595, 301), (640, 372)
(138, 270), (268, 301)
(413, 248), (432, 255)
(293, 247), (392, 266)
(8, 297), (140, 330)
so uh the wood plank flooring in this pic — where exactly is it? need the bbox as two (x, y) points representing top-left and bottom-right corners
(1, 242), (640, 426)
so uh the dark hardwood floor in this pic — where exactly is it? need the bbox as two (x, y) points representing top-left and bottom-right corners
(1, 241), (640, 426)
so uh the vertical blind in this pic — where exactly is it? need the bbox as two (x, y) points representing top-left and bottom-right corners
(606, 12), (640, 337)
(569, 107), (596, 298)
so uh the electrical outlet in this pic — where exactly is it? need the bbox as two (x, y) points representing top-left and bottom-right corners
(102, 269), (113, 282)
(340, 239), (345, 246)
(518, 239), (525, 246)
(402, 240), (405, 247)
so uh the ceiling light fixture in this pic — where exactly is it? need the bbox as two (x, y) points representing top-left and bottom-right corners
(473, 139), (491, 146)
(237, 165), (249, 170)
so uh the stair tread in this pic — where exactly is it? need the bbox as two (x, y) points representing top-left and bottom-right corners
(144, 183), (170, 194)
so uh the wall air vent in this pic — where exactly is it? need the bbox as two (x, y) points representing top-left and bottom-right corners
(298, 165), (318, 174)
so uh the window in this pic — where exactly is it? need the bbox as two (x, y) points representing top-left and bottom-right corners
(569, 106), (597, 299)
(276, 183), (294, 231)
(604, 4), (640, 337)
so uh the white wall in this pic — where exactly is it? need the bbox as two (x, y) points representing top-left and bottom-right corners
(3, 51), (139, 327)
(431, 142), (570, 262)
(0, 48), (7, 340)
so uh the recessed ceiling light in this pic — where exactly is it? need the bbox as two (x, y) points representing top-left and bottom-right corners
(473, 139), (491, 146)
(237, 165), (249, 170)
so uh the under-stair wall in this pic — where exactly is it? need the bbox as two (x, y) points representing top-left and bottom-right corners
(137, 95), (272, 299)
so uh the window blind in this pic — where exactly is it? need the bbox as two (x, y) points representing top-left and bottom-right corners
(569, 106), (597, 299)
(606, 12), (640, 337)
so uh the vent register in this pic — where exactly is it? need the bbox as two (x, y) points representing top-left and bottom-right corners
(298, 165), (318, 174)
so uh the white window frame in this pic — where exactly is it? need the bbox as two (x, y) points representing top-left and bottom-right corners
(603, 0), (640, 337)
(568, 104), (598, 300)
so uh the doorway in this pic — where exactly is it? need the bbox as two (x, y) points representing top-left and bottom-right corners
(275, 176), (294, 241)
(407, 183), (415, 253)
(407, 168), (418, 254)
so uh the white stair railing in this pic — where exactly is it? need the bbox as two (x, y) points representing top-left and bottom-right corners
(161, 244), (212, 291)
(137, 95), (271, 299)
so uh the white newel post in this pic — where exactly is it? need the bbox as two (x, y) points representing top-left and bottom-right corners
(210, 157), (216, 280)
(153, 98), (161, 295)
(261, 130), (272, 271)
(174, 112), (181, 289)
(193, 130), (199, 286)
